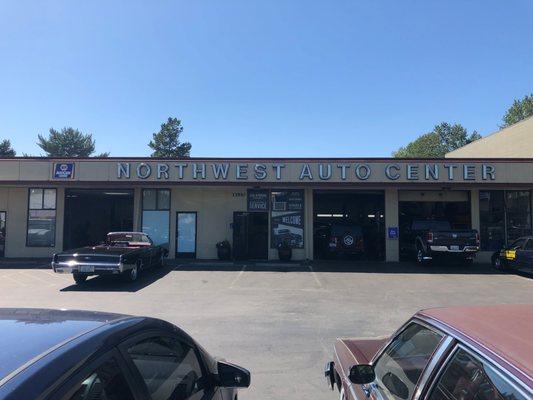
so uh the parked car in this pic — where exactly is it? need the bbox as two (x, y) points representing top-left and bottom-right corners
(325, 304), (532, 400)
(492, 236), (533, 273)
(327, 224), (364, 257)
(0, 308), (250, 400)
(52, 232), (168, 284)
(401, 220), (479, 263)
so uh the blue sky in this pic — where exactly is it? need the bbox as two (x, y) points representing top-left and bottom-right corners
(0, 1), (532, 157)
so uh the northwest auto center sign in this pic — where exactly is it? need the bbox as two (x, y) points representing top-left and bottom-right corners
(114, 161), (497, 182)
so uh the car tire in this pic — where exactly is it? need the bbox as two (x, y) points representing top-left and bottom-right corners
(73, 273), (87, 284)
(123, 262), (139, 282)
(157, 252), (165, 268)
(416, 247), (425, 264)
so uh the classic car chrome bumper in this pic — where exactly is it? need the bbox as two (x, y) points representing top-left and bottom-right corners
(52, 261), (134, 275)
(324, 361), (335, 390)
(429, 245), (479, 253)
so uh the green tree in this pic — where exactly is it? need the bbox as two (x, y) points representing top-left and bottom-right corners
(0, 139), (16, 157)
(393, 122), (481, 158)
(149, 117), (191, 157)
(501, 94), (533, 128)
(37, 127), (104, 157)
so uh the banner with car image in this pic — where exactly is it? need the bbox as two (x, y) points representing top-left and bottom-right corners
(270, 190), (304, 248)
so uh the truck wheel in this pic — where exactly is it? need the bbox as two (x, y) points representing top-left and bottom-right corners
(416, 248), (425, 264)
(492, 255), (504, 271)
(123, 262), (139, 282)
(73, 273), (87, 284)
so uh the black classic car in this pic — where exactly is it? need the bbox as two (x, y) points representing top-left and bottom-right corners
(400, 219), (479, 264)
(52, 232), (168, 284)
(492, 236), (533, 274)
(0, 308), (250, 400)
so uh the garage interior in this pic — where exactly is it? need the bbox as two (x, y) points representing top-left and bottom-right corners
(398, 190), (471, 259)
(63, 189), (134, 250)
(313, 190), (385, 260)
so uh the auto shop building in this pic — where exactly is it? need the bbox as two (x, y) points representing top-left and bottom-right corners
(0, 156), (531, 263)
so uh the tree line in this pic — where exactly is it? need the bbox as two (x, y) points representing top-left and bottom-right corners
(393, 93), (533, 157)
(0, 117), (191, 158)
(0, 94), (531, 158)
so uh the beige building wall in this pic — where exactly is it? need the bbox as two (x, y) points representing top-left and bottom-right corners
(446, 116), (533, 158)
(1, 186), (64, 258)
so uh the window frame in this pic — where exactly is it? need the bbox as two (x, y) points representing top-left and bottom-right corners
(142, 188), (170, 211)
(370, 317), (454, 400)
(26, 188), (57, 248)
(49, 348), (143, 400)
(117, 329), (212, 399)
(369, 319), (452, 400)
(141, 189), (171, 250)
(422, 343), (531, 400)
(479, 189), (533, 250)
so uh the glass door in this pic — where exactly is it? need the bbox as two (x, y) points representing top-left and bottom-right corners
(176, 212), (197, 258)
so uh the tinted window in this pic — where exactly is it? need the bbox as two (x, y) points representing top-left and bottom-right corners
(524, 239), (533, 250)
(373, 323), (443, 400)
(127, 336), (204, 400)
(428, 348), (528, 400)
(65, 358), (134, 400)
(412, 221), (452, 231)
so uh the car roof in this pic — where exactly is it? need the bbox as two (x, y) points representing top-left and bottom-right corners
(107, 231), (146, 235)
(0, 308), (129, 384)
(417, 304), (533, 383)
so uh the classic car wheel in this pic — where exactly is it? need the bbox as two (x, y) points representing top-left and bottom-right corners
(73, 273), (87, 284)
(123, 262), (139, 282)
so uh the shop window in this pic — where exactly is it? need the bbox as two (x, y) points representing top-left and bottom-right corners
(480, 190), (532, 251)
(505, 190), (531, 242)
(142, 189), (170, 249)
(270, 190), (304, 249)
(27, 188), (56, 247)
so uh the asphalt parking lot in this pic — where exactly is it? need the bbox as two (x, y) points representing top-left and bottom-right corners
(0, 260), (531, 399)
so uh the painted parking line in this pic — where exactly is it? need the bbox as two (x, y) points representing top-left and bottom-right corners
(308, 265), (323, 288)
(0, 273), (29, 287)
(229, 265), (247, 288)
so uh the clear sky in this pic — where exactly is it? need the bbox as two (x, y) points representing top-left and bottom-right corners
(0, 1), (532, 158)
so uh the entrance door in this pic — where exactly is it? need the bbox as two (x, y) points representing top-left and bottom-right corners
(233, 212), (268, 260)
(0, 212), (5, 257)
(176, 212), (197, 258)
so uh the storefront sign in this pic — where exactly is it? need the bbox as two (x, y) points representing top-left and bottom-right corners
(115, 162), (497, 183)
(271, 190), (304, 249)
(53, 162), (75, 179)
(388, 227), (399, 239)
(247, 189), (269, 212)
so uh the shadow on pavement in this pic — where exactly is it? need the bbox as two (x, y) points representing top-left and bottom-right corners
(0, 258), (50, 269)
(60, 265), (173, 292)
(170, 259), (506, 275)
